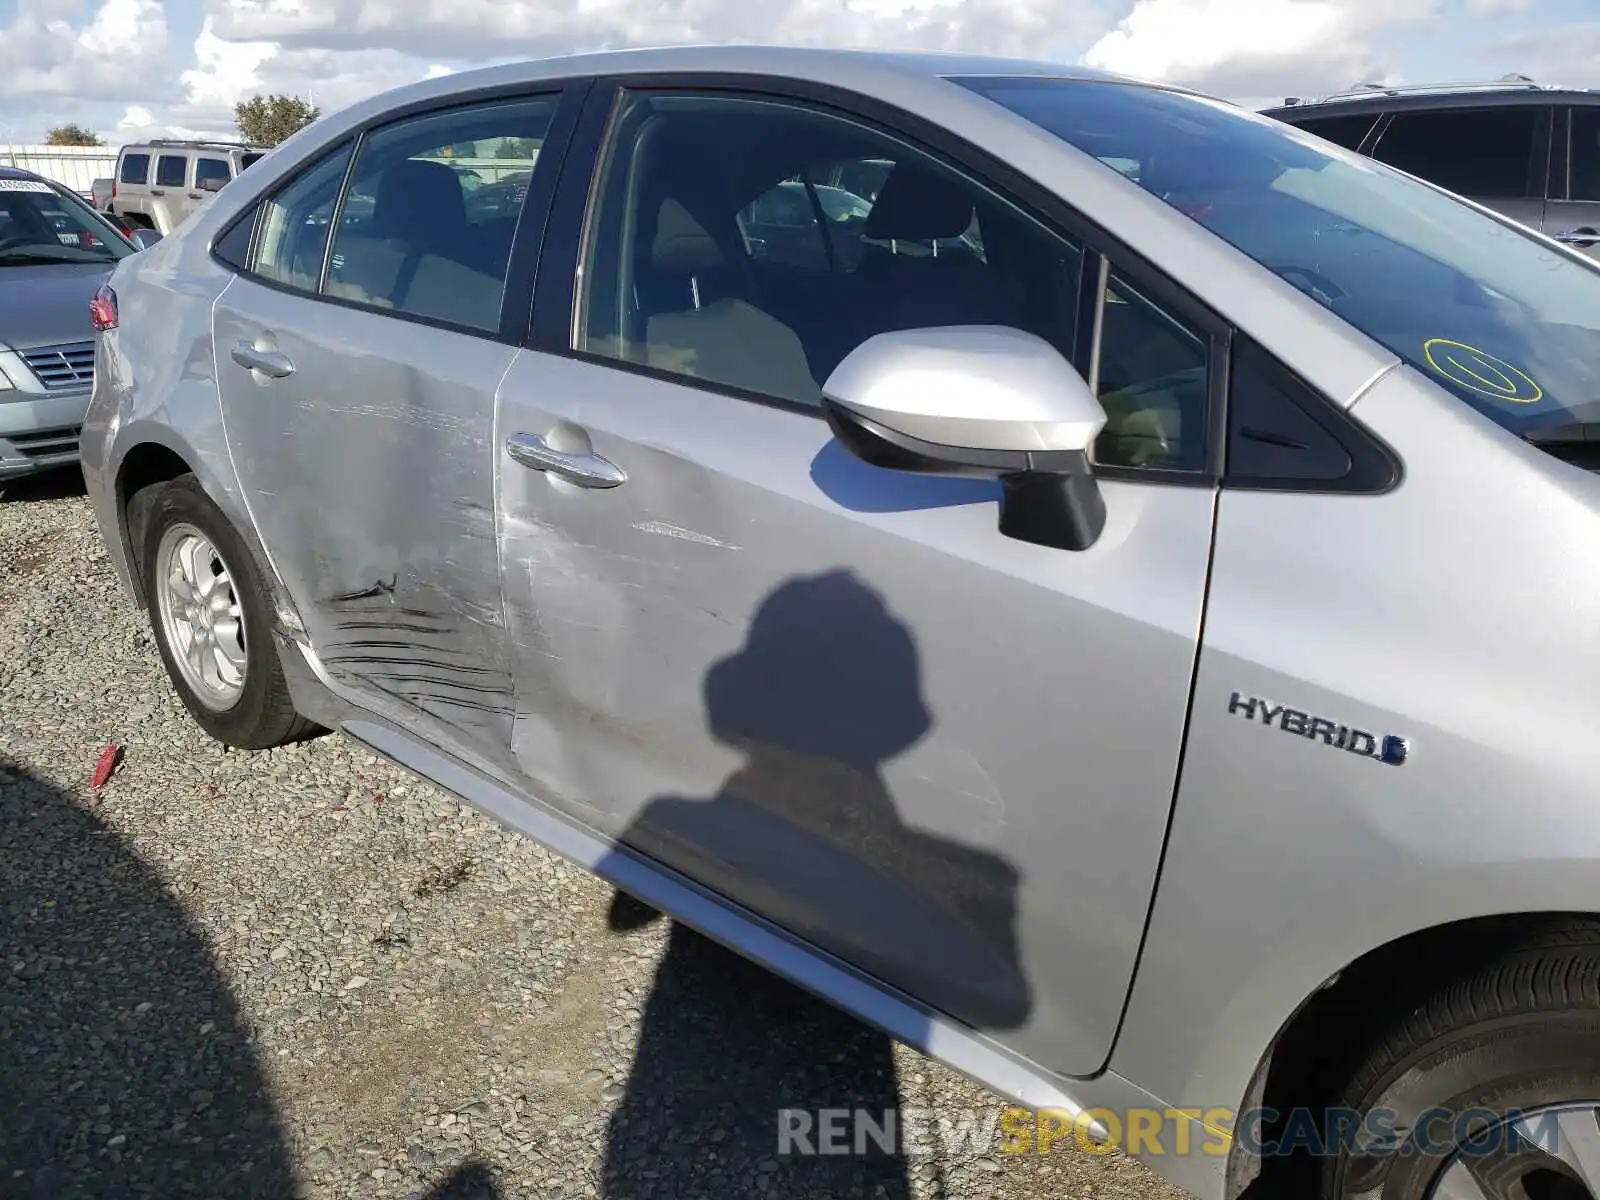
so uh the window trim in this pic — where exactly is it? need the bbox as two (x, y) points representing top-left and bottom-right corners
(536, 73), (1232, 482)
(205, 83), (588, 347)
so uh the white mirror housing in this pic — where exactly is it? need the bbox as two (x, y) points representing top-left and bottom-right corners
(822, 325), (1106, 456)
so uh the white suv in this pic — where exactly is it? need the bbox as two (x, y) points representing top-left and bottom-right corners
(109, 140), (268, 235)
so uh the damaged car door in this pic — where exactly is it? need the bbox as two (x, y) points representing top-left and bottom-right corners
(211, 91), (571, 773)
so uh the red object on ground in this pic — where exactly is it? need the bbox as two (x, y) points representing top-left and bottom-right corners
(91, 744), (124, 790)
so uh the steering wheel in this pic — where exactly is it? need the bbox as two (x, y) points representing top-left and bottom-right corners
(1269, 264), (1346, 305)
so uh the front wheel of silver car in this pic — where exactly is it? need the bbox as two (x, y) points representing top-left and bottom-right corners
(1324, 920), (1600, 1200)
(132, 473), (316, 749)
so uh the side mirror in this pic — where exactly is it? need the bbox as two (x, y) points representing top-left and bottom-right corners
(198, 176), (227, 193)
(131, 227), (163, 250)
(821, 326), (1109, 551)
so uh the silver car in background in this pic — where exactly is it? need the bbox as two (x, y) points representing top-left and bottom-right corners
(0, 166), (141, 480)
(81, 47), (1600, 1200)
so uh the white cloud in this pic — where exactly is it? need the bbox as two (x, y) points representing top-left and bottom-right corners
(3, 0), (1594, 144)
(1084, 0), (1439, 103)
(206, 0), (1103, 61)
(0, 0), (170, 102)
(1488, 19), (1600, 89)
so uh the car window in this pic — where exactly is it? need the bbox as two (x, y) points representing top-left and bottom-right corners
(119, 153), (149, 185)
(195, 158), (230, 188)
(240, 152), (265, 171)
(1572, 108), (1600, 201)
(1094, 273), (1209, 470)
(965, 78), (1600, 438)
(0, 179), (133, 264)
(573, 91), (1205, 466)
(321, 96), (556, 332)
(252, 143), (355, 292)
(155, 155), (188, 189)
(1369, 107), (1541, 198)
(1287, 113), (1377, 152)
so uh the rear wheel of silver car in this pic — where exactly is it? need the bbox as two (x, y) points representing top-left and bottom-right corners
(133, 474), (315, 749)
(1326, 921), (1600, 1200)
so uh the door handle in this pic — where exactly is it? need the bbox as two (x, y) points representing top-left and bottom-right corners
(188, 192), (202, 200)
(230, 341), (295, 379)
(1554, 227), (1600, 247)
(150, 188), (165, 197)
(506, 432), (626, 488)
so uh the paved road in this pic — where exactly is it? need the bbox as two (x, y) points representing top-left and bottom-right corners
(0, 473), (1190, 1200)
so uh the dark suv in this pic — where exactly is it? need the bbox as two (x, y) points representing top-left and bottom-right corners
(1263, 78), (1600, 260)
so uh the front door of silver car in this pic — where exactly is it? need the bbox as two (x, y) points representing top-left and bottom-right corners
(496, 82), (1220, 1076)
(210, 94), (566, 776)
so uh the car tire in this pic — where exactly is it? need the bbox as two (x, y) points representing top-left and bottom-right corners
(1323, 919), (1600, 1199)
(132, 474), (317, 749)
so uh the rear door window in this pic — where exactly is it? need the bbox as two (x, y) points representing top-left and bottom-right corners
(155, 155), (188, 188)
(321, 96), (557, 332)
(195, 158), (231, 189)
(118, 153), (149, 184)
(1370, 108), (1541, 197)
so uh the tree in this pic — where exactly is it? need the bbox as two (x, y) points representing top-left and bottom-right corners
(233, 94), (320, 147)
(45, 124), (102, 146)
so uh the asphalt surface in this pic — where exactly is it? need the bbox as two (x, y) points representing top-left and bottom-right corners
(0, 469), (1190, 1200)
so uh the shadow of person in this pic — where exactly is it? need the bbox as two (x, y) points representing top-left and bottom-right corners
(0, 758), (293, 1198)
(598, 570), (1030, 1199)
(421, 1158), (504, 1199)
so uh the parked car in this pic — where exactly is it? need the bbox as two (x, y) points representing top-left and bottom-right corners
(109, 139), (268, 235)
(82, 48), (1600, 1200)
(1262, 76), (1600, 260)
(0, 166), (143, 481)
(90, 177), (114, 213)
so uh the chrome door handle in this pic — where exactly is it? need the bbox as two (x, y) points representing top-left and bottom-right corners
(1554, 227), (1600, 247)
(506, 432), (627, 488)
(230, 341), (295, 378)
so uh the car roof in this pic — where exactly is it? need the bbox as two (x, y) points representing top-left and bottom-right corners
(0, 165), (51, 183)
(1263, 86), (1600, 120)
(465, 44), (1123, 85)
(316, 44), (1148, 135)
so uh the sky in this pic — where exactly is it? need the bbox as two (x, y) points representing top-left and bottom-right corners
(0, 0), (1595, 145)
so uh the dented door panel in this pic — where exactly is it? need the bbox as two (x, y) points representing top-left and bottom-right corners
(494, 350), (1216, 1076)
(214, 276), (518, 771)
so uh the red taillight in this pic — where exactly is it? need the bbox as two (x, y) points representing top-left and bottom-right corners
(90, 283), (118, 332)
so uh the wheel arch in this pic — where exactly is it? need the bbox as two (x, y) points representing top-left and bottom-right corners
(1225, 910), (1600, 1199)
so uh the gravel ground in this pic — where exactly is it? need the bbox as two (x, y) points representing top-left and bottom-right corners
(0, 471), (1190, 1200)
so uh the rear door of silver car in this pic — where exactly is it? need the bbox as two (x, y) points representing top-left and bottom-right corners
(210, 86), (583, 778)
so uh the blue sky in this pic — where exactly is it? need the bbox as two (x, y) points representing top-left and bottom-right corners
(0, 0), (1594, 144)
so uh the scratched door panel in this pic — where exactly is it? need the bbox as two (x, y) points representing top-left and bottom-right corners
(214, 276), (519, 772)
(494, 349), (1215, 1076)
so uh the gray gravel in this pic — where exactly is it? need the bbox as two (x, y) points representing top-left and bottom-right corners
(0, 471), (1189, 1200)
